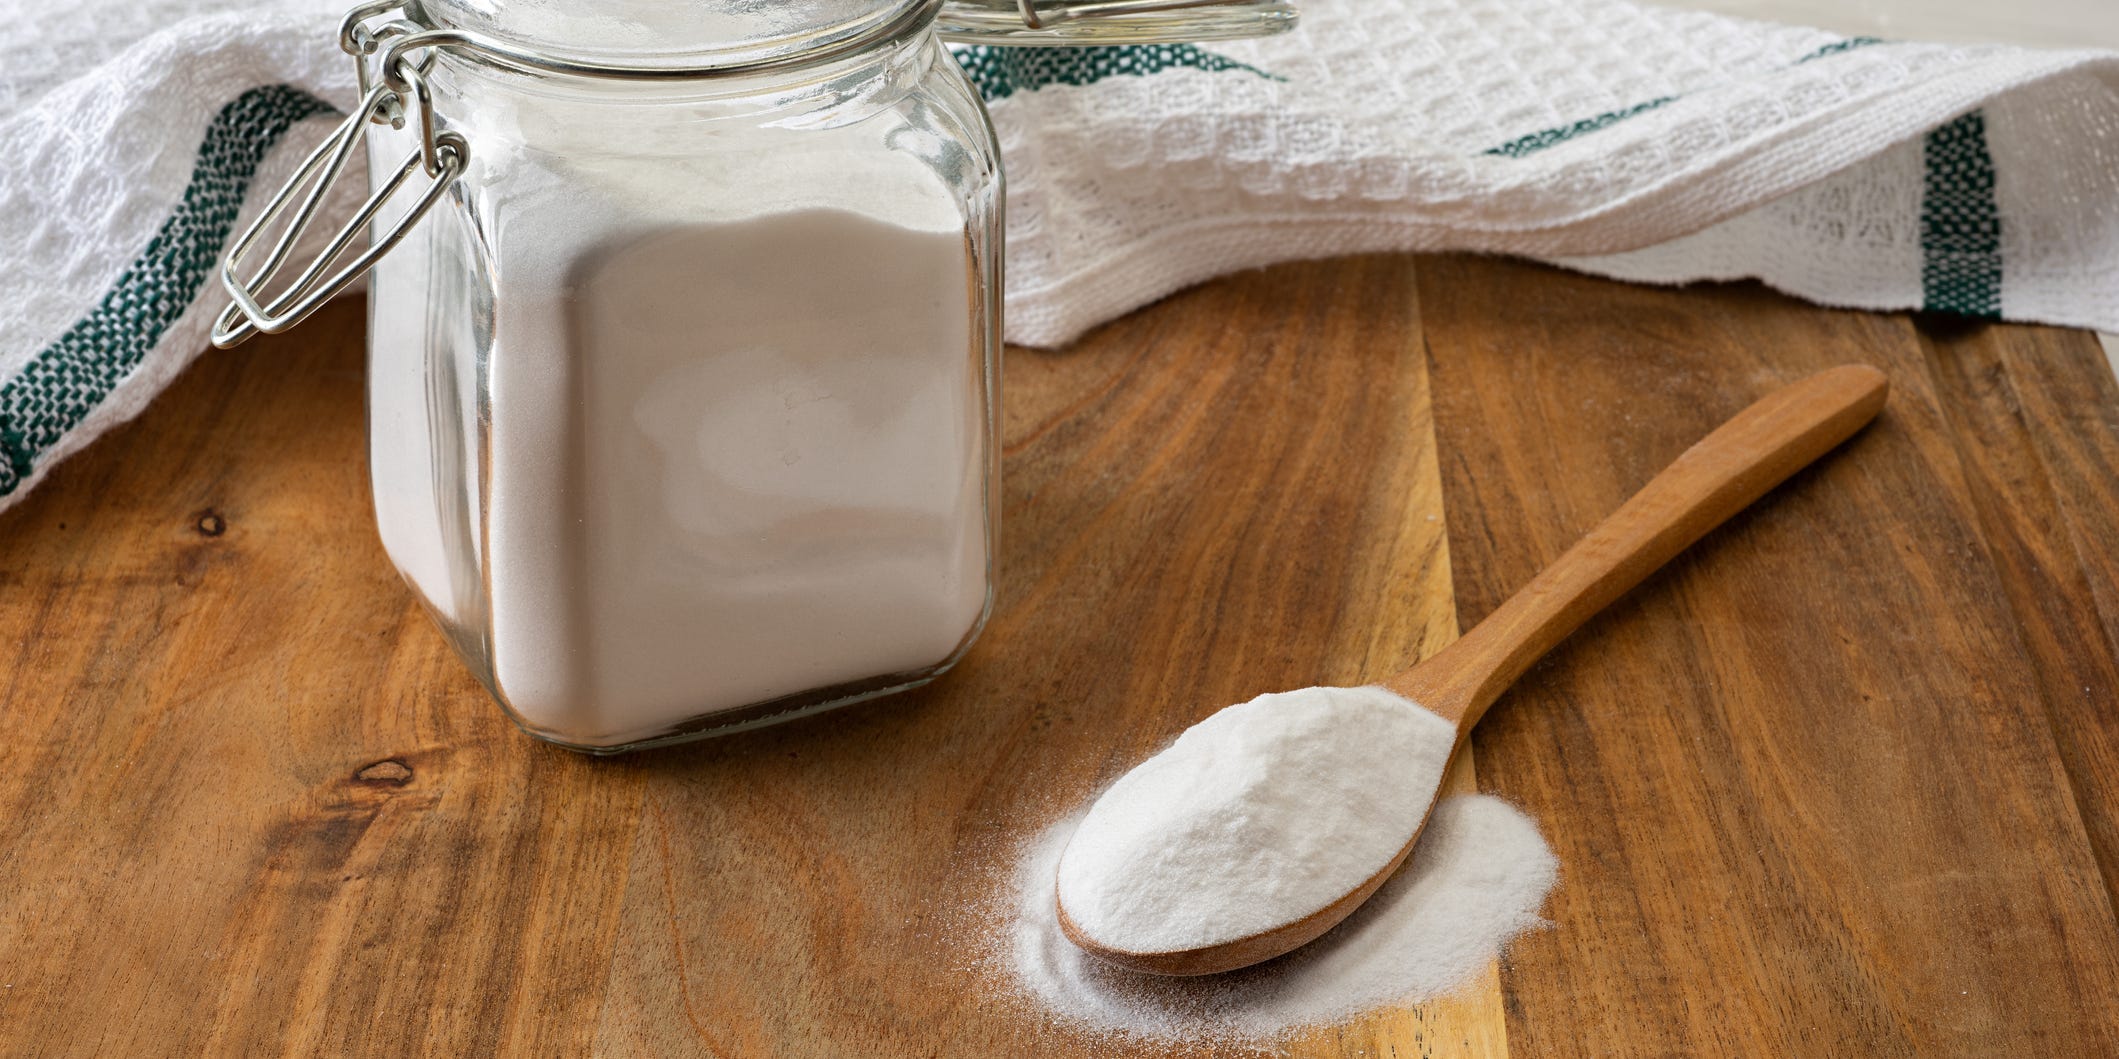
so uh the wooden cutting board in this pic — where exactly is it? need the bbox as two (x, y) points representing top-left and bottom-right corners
(2, 254), (2116, 1056)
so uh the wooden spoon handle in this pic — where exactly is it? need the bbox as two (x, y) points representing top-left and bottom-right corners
(1389, 364), (1889, 728)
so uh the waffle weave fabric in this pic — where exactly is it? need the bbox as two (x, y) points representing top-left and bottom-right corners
(2, 0), (2117, 510)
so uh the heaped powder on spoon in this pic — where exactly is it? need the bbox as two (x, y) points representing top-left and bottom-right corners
(1057, 686), (1458, 953)
(984, 686), (1560, 1045)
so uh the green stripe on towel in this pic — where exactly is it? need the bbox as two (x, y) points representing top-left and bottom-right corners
(1920, 111), (2003, 317)
(1483, 36), (1884, 158)
(1484, 97), (1678, 159)
(954, 43), (1280, 101)
(1794, 36), (1883, 64)
(0, 84), (335, 497)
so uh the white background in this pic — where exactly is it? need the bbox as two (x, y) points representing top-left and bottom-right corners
(1652, 0), (2117, 51)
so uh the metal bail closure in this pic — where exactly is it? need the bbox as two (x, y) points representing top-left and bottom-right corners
(212, 47), (466, 348)
(935, 0), (1297, 44)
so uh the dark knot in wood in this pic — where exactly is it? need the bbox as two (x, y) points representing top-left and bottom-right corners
(354, 759), (414, 785)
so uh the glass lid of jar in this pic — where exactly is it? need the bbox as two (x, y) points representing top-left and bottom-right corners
(404, 0), (928, 70)
(404, 0), (1296, 63)
(938, 1), (1296, 45)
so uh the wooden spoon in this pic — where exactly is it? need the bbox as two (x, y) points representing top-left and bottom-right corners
(1058, 364), (1890, 976)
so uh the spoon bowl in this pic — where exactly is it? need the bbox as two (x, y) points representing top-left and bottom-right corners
(1057, 364), (1890, 976)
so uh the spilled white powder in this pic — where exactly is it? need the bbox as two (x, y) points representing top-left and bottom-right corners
(1003, 795), (1559, 1045)
(1056, 686), (1459, 954)
(981, 685), (1561, 1045)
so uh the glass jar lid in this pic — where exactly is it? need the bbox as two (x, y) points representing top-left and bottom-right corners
(405, 0), (928, 72)
(404, 0), (1299, 64)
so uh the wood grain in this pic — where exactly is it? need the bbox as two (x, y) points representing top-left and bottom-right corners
(1396, 364), (1888, 730)
(1420, 255), (2119, 1056)
(0, 303), (649, 1057)
(2, 253), (2116, 1056)
(1914, 315), (2119, 912)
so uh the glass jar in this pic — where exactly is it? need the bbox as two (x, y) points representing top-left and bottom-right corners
(213, 0), (1295, 752)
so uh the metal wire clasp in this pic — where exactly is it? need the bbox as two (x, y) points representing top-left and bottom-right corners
(985, 0), (1295, 36)
(211, 3), (465, 348)
(1011, 0), (1229, 29)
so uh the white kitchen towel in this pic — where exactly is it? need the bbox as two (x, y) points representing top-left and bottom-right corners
(4, 0), (2118, 511)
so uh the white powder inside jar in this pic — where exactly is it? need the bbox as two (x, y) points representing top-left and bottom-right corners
(488, 206), (989, 744)
(1057, 686), (1459, 954)
(367, 96), (996, 747)
(984, 685), (1560, 1045)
